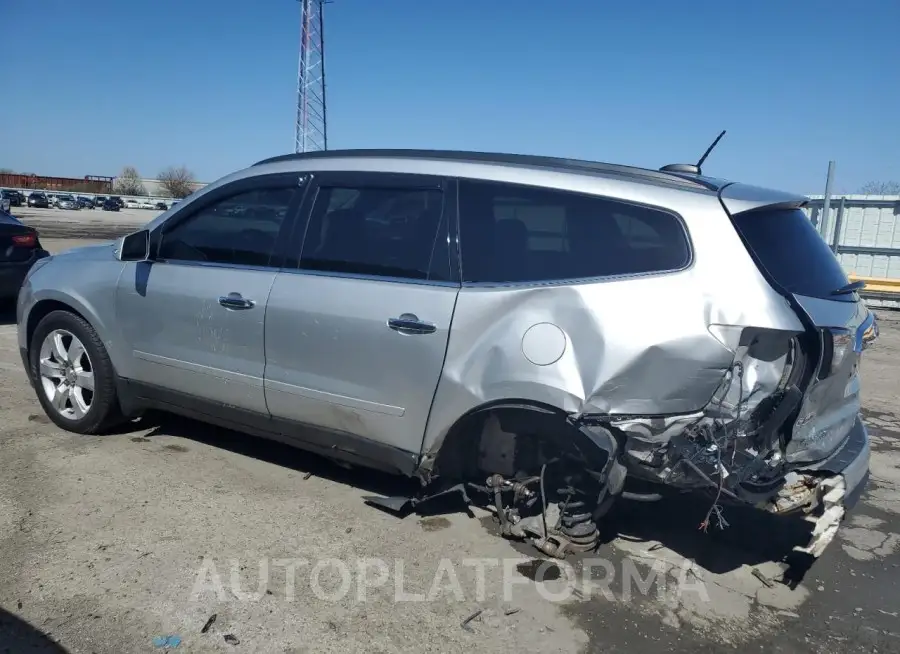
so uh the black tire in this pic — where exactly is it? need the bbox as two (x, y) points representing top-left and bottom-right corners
(29, 309), (124, 434)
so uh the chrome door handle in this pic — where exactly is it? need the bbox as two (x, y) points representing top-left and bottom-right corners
(388, 313), (436, 334)
(218, 293), (256, 310)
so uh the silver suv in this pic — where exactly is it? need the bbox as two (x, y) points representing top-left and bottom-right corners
(16, 150), (874, 559)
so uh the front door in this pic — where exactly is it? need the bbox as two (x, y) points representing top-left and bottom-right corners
(264, 172), (459, 458)
(115, 175), (305, 414)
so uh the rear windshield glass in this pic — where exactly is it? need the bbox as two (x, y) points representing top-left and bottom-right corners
(731, 207), (853, 302)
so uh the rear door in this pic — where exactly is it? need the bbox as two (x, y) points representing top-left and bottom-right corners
(726, 201), (871, 464)
(264, 172), (458, 459)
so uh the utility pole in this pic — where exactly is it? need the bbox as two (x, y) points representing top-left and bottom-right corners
(294, 0), (327, 153)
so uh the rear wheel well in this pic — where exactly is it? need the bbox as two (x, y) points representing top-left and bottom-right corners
(430, 401), (615, 481)
(27, 300), (88, 352)
(428, 402), (625, 553)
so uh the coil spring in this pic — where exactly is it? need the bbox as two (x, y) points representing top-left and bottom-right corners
(556, 479), (601, 552)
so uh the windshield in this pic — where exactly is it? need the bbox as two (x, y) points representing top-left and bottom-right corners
(731, 207), (854, 302)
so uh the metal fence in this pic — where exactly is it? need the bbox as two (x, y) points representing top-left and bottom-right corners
(804, 194), (900, 308)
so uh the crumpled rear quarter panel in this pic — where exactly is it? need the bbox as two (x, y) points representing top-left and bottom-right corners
(420, 187), (805, 461)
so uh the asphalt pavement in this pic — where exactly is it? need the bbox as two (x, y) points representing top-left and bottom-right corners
(12, 207), (160, 239)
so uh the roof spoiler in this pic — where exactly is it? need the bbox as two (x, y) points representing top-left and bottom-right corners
(718, 182), (808, 216)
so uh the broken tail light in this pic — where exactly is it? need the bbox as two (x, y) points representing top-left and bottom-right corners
(818, 327), (852, 379)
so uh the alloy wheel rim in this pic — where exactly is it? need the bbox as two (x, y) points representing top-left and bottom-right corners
(38, 329), (95, 420)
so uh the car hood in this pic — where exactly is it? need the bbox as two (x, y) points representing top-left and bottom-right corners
(52, 241), (117, 261)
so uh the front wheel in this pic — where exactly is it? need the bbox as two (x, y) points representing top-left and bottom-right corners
(29, 310), (124, 434)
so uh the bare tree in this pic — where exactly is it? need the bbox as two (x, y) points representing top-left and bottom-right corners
(113, 166), (146, 196)
(857, 181), (900, 195)
(157, 166), (196, 199)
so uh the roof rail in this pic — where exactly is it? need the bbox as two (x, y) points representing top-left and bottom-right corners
(252, 149), (722, 191)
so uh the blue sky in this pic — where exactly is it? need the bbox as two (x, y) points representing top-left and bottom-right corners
(2, 0), (898, 194)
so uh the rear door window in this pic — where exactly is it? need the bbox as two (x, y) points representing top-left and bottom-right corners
(730, 207), (852, 302)
(457, 179), (691, 283)
(297, 178), (449, 281)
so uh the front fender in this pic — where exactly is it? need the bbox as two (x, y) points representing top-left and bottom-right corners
(19, 257), (128, 376)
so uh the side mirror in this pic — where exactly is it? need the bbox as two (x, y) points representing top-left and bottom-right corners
(115, 229), (151, 262)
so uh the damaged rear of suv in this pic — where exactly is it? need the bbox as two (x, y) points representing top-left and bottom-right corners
(371, 154), (875, 561)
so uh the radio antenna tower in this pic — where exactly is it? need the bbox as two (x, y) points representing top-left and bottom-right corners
(295, 0), (327, 153)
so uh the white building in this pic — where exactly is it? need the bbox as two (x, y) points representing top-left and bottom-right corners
(138, 178), (208, 198)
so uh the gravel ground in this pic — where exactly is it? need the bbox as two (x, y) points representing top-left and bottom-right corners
(0, 238), (898, 654)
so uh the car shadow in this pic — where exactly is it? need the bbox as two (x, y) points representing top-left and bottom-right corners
(0, 606), (70, 653)
(124, 411), (820, 580)
(595, 487), (817, 582)
(134, 411), (420, 501)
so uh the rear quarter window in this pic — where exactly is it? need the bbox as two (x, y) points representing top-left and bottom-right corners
(457, 179), (691, 283)
(730, 207), (852, 302)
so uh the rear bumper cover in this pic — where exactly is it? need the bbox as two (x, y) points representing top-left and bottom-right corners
(764, 417), (870, 560)
(800, 415), (870, 511)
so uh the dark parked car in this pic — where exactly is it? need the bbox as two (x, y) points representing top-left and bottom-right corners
(27, 192), (50, 209)
(0, 209), (49, 301)
(101, 198), (120, 212)
(155, 202), (168, 210)
(2, 189), (24, 207)
(76, 196), (96, 209)
(109, 196), (125, 209)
